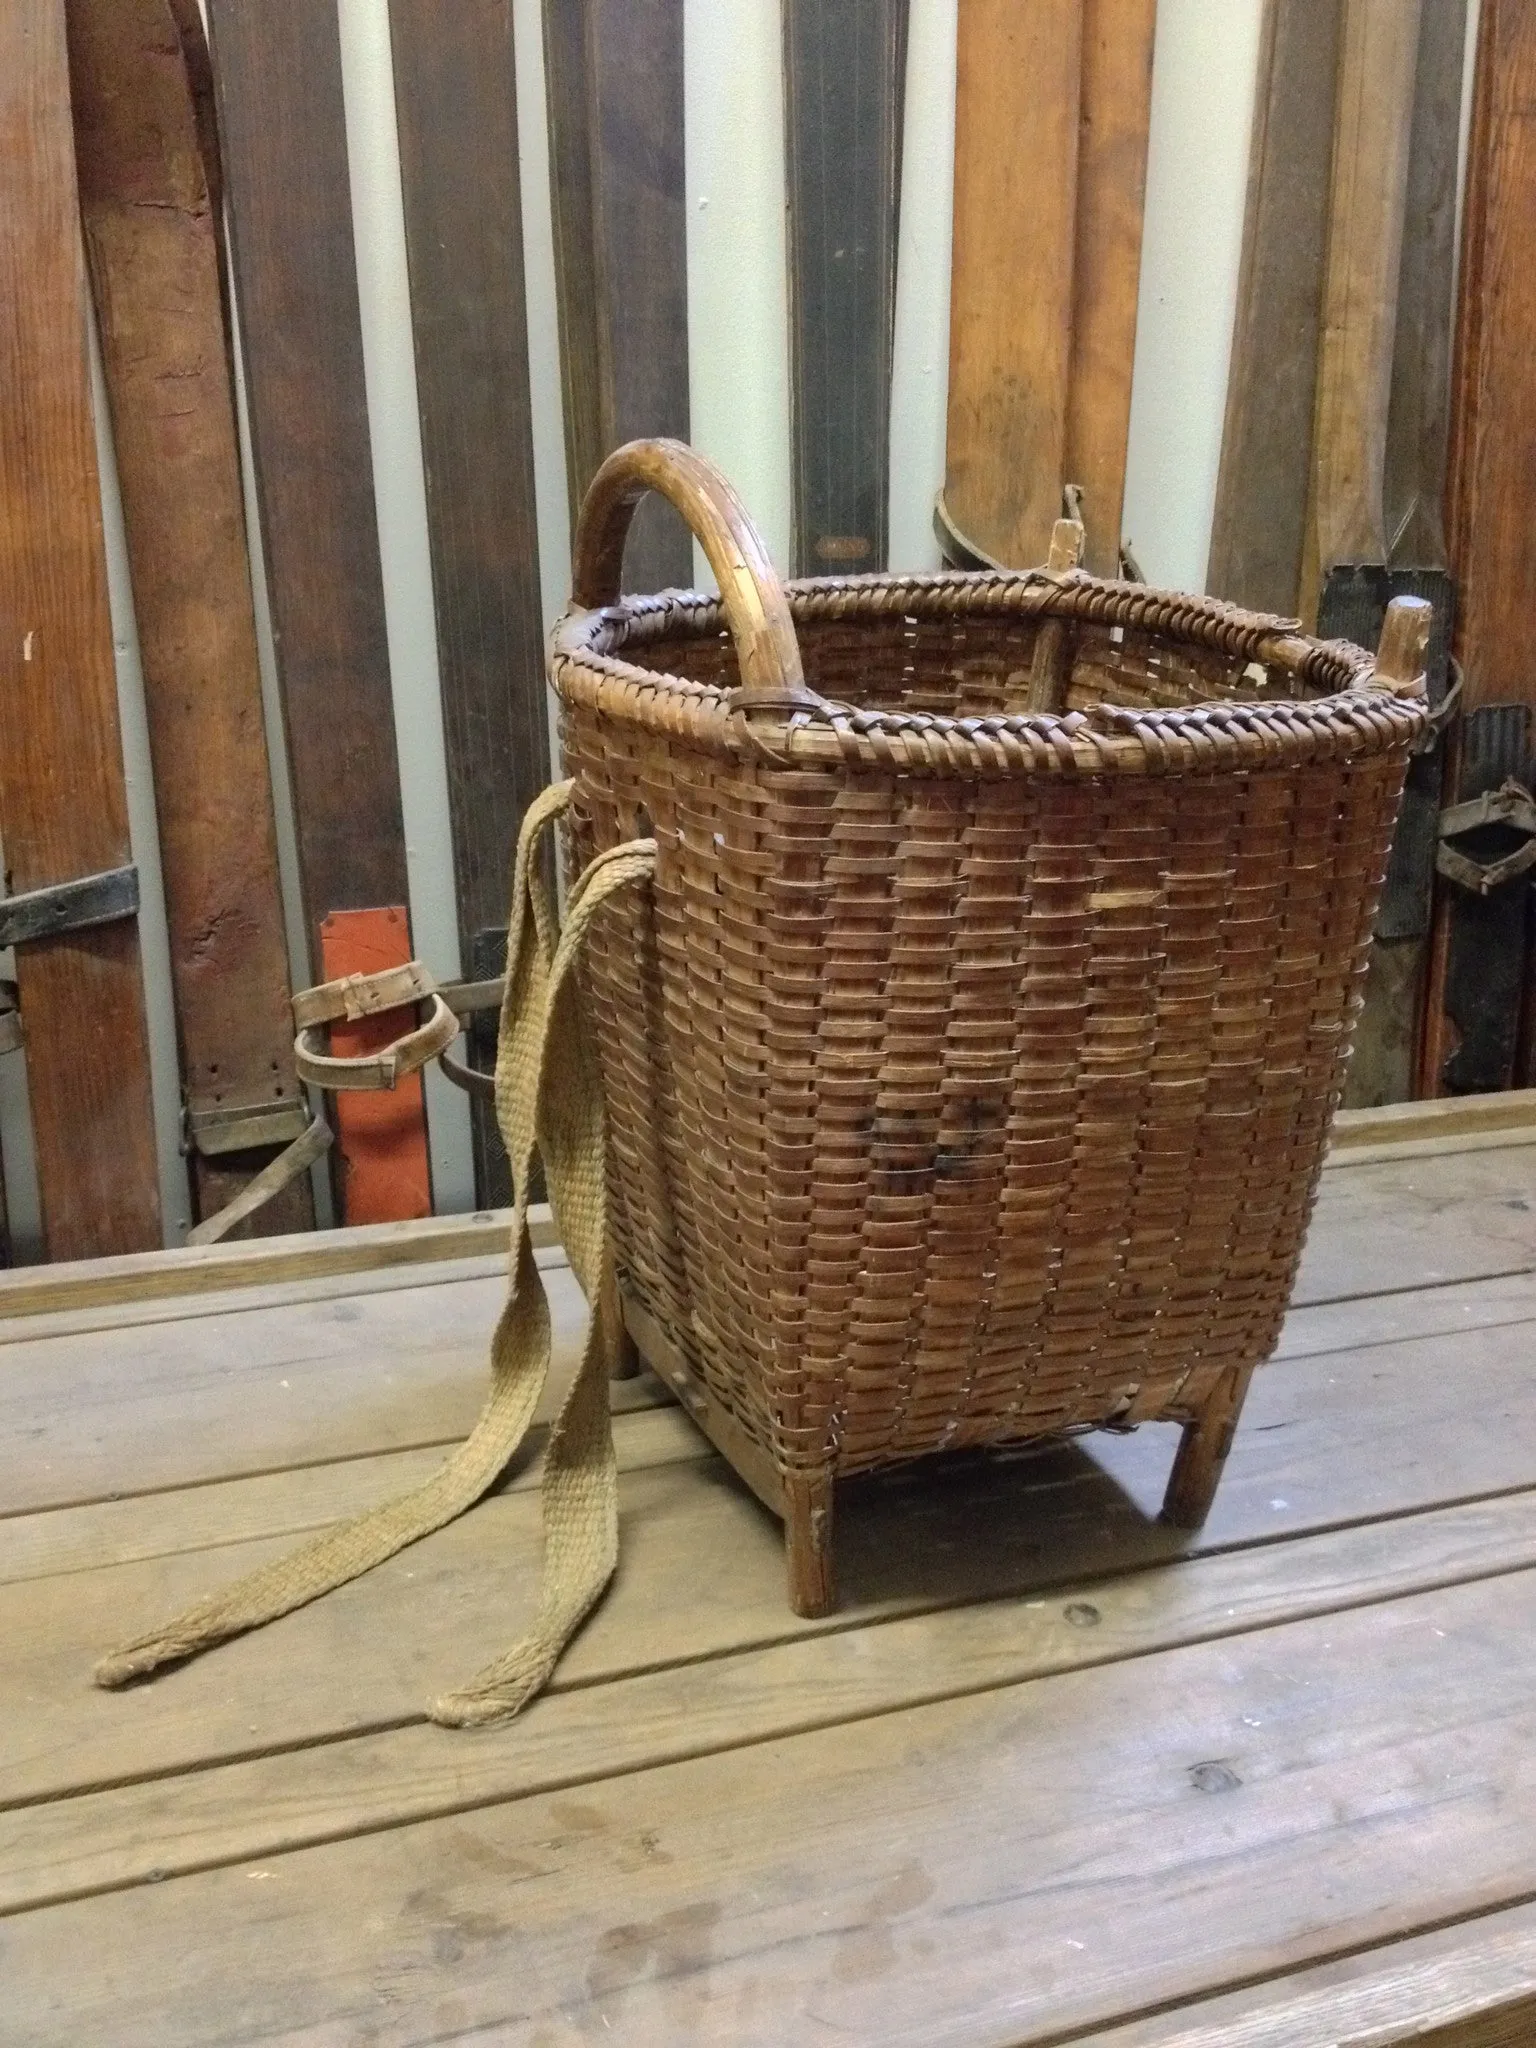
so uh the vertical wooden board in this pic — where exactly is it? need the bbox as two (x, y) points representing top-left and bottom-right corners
(317, 909), (431, 1225)
(389, 0), (548, 1207)
(1424, 1), (1536, 1096)
(204, 0), (409, 965)
(67, 0), (312, 1237)
(1065, 0), (1156, 577)
(543, 0), (690, 592)
(0, 0), (162, 1259)
(944, 0), (1082, 568)
(1304, 0), (1423, 626)
(1342, 0), (1467, 1111)
(783, 0), (908, 579)
(1206, 0), (1345, 615)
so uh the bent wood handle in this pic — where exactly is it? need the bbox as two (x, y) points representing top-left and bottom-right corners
(571, 437), (823, 712)
(1308, 0), (1423, 590)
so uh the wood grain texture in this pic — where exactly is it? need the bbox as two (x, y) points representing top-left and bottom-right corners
(1098, 1902), (1536, 2046)
(945, 0), (1082, 566)
(2, 1139), (1535, 2039)
(205, 0), (408, 963)
(389, 0), (548, 1207)
(1342, 0), (1467, 1110)
(1304, 0), (1423, 619)
(783, 0), (908, 578)
(1065, 0), (1156, 576)
(0, 0), (162, 1258)
(1207, 0), (1345, 614)
(67, 0), (310, 1238)
(9, 1566), (1536, 2043)
(542, 0), (691, 591)
(1425, 2), (1536, 1097)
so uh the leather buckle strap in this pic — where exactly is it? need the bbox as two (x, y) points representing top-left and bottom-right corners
(1436, 778), (1536, 896)
(292, 960), (460, 1090)
(434, 974), (506, 1102)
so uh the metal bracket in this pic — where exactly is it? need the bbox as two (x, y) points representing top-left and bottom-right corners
(0, 863), (138, 949)
(1436, 778), (1536, 896)
(183, 1096), (314, 1158)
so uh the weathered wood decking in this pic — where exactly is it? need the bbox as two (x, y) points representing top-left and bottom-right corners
(3, 1098), (1535, 2043)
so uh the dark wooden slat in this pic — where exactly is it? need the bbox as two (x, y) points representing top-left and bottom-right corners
(542, 0), (691, 591)
(0, 0), (162, 1258)
(67, 0), (313, 1237)
(1206, 0), (1344, 614)
(783, 0), (908, 579)
(204, 0), (409, 966)
(1343, 0), (1468, 1110)
(389, 0), (548, 1207)
(1424, 0), (1536, 1098)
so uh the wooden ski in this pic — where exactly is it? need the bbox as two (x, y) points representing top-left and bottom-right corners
(783, 0), (908, 579)
(204, 0), (411, 960)
(1065, 0), (1156, 577)
(389, 0), (548, 1206)
(1304, 0), (1422, 636)
(941, 0), (1082, 569)
(1423, 1), (1536, 1097)
(1206, 0), (1345, 614)
(67, 0), (314, 1234)
(1342, 0), (1468, 1107)
(205, 0), (426, 1211)
(543, 0), (690, 591)
(0, 0), (162, 1258)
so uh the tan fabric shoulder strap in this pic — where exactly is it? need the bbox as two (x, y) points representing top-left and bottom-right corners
(97, 781), (658, 1729)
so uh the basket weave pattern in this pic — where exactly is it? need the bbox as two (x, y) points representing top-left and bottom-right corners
(555, 568), (1422, 1485)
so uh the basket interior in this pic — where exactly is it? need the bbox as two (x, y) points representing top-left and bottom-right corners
(634, 595), (1332, 720)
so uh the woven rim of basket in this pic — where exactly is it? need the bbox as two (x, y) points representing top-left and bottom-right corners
(550, 569), (1427, 776)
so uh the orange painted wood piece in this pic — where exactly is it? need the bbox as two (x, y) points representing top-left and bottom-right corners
(317, 910), (432, 1226)
(0, 0), (162, 1258)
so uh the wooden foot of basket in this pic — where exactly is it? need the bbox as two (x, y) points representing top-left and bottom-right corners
(784, 1472), (836, 1618)
(1161, 1366), (1255, 1531)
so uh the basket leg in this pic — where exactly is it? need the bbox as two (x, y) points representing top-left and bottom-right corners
(605, 1274), (641, 1381)
(1162, 1366), (1255, 1531)
(784, 1471), (836, 1618)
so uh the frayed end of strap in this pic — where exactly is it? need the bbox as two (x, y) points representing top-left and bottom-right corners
(428, 1682), (541, 1730)
(94, 1644), (169, 1690)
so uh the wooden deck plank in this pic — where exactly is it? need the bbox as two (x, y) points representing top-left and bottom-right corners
(5, 1267), (1535, 1578)
(0, 1403), (699, 1590)
(1093, 1897), (1536, 2045)
(7, 1569), (1536, 2046)
(5, 1489), (1535, 1919)
(7, 1309), (1536, 1812)
(1, 1142), (1531, 1520)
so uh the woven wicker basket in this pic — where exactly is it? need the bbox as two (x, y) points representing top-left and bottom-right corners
(552, 440), (1431, 1616)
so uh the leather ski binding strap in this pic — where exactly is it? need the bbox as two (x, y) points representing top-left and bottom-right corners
(292, 960), (459, 1090)
(0, 862), (138, 949)
(1436, 777), (1536, 896)
(435, 974), (506, 1102)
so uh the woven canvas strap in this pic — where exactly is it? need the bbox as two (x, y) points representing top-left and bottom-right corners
(96, 783), (658, 1729)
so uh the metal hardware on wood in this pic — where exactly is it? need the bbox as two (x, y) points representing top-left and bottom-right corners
(0, 863), (139, 949)
(1435, 778), (1536, 895)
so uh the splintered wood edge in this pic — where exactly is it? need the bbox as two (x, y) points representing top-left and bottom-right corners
(0, 1092), (1531, 1322)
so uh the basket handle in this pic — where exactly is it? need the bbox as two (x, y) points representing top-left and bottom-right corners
(571, 437), (826, 714)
